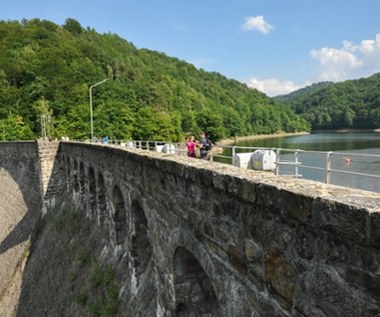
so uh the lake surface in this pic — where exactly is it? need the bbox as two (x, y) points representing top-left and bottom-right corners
(218, 131), (380, 193)
(237, 131), (380, 153)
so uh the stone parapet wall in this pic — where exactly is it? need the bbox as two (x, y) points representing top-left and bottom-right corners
(1, 141), (380, 316)
(53, 142), (380, 316)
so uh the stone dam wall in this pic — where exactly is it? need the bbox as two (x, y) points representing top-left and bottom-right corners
(0, 141), (380, 317)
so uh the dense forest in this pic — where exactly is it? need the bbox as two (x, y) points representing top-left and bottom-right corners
(274, 82), (333, 103)
(0, 18), (309, 142)
(278, 73), (380, 130)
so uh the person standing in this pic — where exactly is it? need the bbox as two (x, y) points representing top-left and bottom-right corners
(186, 135), (196, 157)
(198, 132), (212, 159)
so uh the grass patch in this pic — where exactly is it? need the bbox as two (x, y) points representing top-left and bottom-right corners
(52, 217), (64, 232)
(47, 204), (119, 316)
(71, 260), (120, 316)
(48, 207), (81, 232)
(75, 292), (88, 305)
(77, 250), (90, 265)
(69, 270), (78, 282)
(88, 263), (120, 316)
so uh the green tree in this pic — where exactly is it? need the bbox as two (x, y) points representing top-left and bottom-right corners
(223, 108), (244, 137)
(344, 108), (356, 128)
(94, 101), (134, 140)
(66, 104), (91, 140)
(0, 18), (310, 141)
(62, 18), (84, 36)
(1, 114), (34, 140)
(132, 106), (156, 140)
(196, 110), (225, 141)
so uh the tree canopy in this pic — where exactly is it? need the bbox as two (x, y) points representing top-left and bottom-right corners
(0, 18), (310, 141)
(277, 73), (380, 130)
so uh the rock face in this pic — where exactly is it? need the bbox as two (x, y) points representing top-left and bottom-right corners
(0, 141), (380, 317)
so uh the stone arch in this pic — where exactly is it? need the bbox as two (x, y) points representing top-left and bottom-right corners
(131, 200), (152, 281)
(73, 160), (79, 192)
(112, 185), (127, 245)
(97, 173), (107, 227)
(173, 247), (220, 316)
(88, 167), (97, 218)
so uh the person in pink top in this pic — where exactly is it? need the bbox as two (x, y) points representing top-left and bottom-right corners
(186, 135), (196, 157)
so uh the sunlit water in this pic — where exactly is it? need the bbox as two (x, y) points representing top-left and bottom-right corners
(216, 131), (380, 193)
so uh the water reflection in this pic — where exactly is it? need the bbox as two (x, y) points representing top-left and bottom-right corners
(238, 132), (380, 152)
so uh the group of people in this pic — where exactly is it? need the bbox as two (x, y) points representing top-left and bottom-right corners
(186, 132), (213, 159)
(91, 135), (109, 143)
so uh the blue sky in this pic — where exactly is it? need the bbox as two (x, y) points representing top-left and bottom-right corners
(2, 0), (380, 96)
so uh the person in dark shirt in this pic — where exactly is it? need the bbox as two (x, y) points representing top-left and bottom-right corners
(198, 132), (212, 159)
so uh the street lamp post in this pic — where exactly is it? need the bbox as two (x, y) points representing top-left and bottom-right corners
(40, 114), (51, 140)
(89, 78), (109, 140)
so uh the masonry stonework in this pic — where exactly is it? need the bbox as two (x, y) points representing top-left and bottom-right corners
(0, 142), (43, 317)
(1, 141), (380, 317)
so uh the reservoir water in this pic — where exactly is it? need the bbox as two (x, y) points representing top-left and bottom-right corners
(219, 131), (380, 193)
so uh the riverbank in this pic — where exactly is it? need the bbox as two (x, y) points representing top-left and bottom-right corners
(216, 131), (310, 146)
(324, 129), (380, 133)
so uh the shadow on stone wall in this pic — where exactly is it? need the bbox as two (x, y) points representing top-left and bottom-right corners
(0, 143), (43, 251)
(0, 212), (38, 255)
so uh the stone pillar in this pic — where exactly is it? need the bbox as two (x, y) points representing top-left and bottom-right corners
(37, 140), (60, 213)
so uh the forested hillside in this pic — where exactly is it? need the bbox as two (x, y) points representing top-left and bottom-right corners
(278, 73), (380, 130)
(0, 18), (309, 141)
(274, 82), (333, 103)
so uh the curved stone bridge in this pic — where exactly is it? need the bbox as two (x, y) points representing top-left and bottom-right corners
(0, 141), (380, 317)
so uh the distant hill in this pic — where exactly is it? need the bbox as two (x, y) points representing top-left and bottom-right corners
(0, 18), (309, 141)
(276, 73), (380, 130)
(274, 81), (334, 103)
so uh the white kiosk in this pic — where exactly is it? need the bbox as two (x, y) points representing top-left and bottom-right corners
(252, 149), (277, 170)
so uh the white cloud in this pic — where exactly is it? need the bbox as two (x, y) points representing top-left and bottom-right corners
(245, 34), (380, 96)
(246, 77), (305, 97)
(310, 33), (380, 81)
(242, 16), (274, 34)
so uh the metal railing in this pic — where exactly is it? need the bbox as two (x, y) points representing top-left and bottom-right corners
(212, 145), (380, 192)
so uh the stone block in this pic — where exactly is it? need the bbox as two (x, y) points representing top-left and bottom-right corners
(264, 249), (298, 308)
(256, 183), (281, 208)
(278, 190), (313, 224)
(370, 212), (380, 249)
(294, 225), (316, 260)
(313, 198), (368, 245)
(345, 267), (380, 300)
(302, 266), (379, 317)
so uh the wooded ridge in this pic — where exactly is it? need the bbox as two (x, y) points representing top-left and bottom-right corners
(0, 18), (309, 141)
(277, 73), (380, 130)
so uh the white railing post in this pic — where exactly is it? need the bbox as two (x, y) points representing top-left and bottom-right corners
(295, 150), (299, 177)
(325, 151), (333, 184)
(275, 148), (281, 175)
(232, 146), (236, 164)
